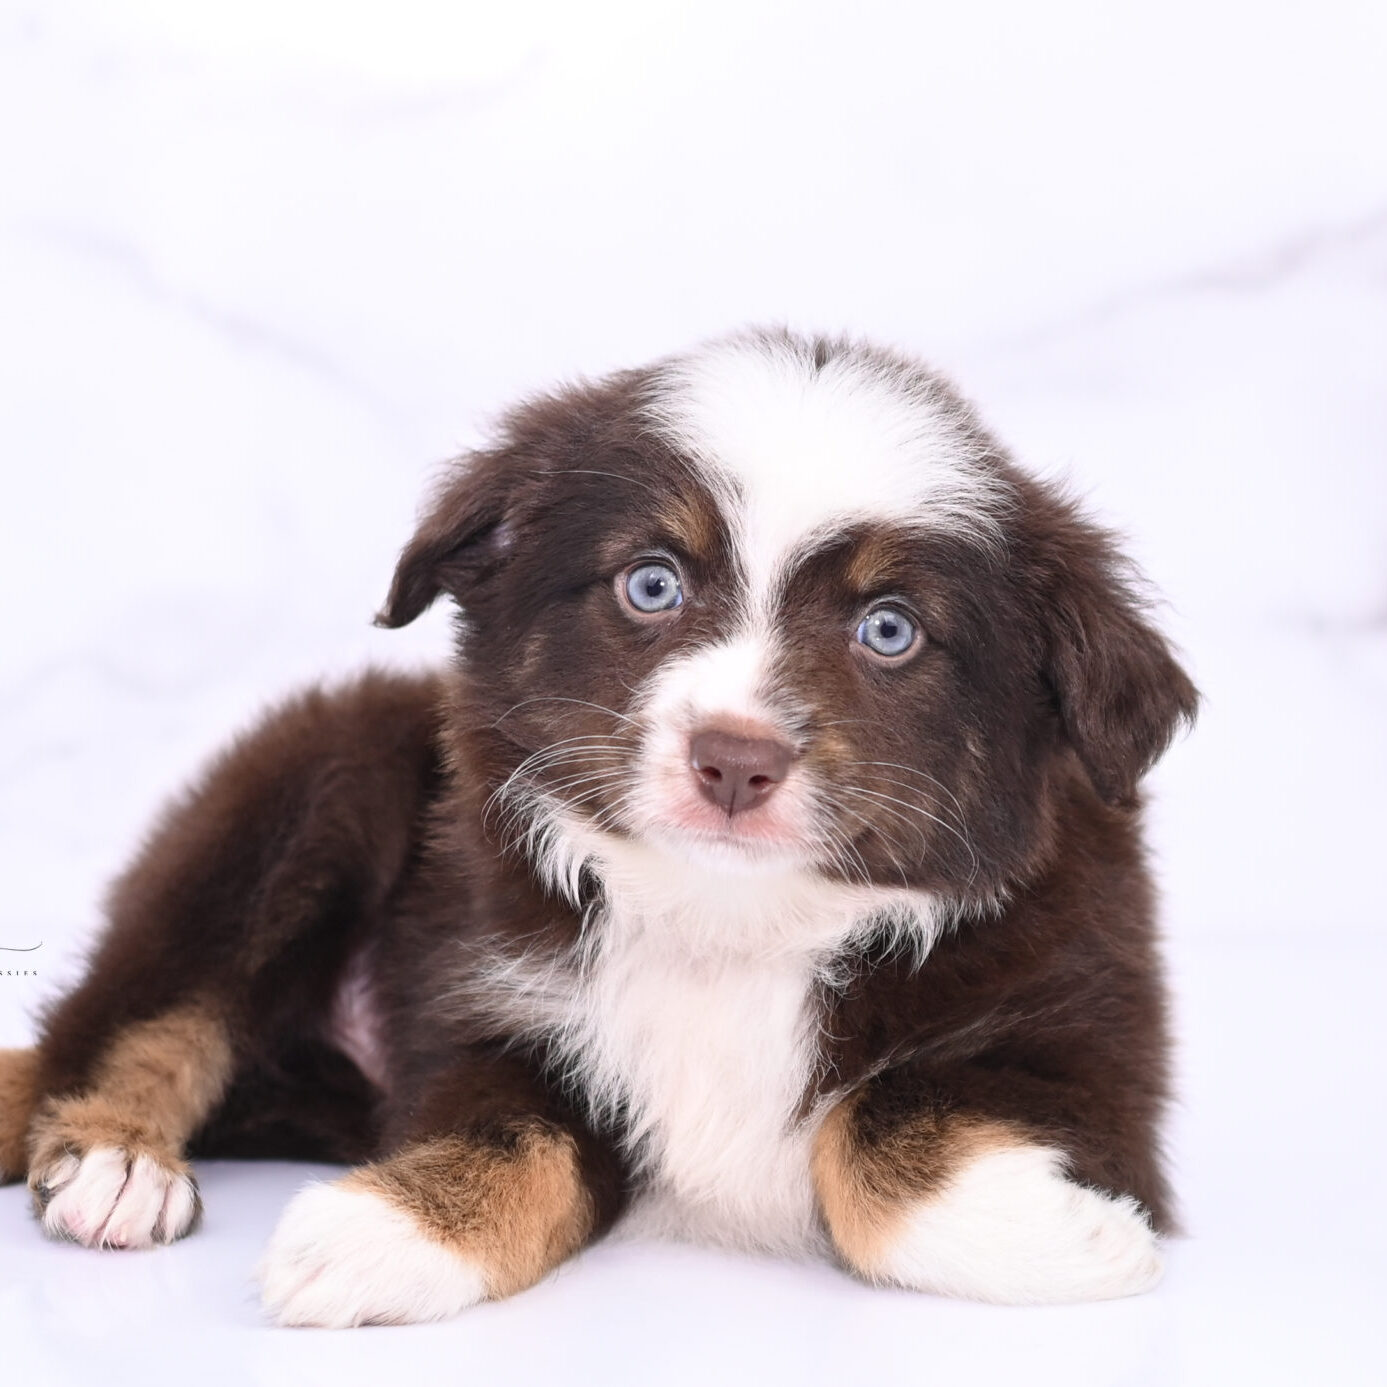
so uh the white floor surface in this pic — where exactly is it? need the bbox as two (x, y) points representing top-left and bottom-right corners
(3, 936), (1382, 1387)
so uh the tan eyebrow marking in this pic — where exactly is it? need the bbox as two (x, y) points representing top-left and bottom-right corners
(844, 530), (913, 594)
(655, 487), (724, 562)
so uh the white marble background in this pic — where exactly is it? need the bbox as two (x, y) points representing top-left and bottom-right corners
(1, 3), (1384, 1382)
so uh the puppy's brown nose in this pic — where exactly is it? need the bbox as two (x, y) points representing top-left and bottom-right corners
(689, 730), (794, 816)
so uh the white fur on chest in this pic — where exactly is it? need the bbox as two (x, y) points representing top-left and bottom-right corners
(577, 919), (827, 1253)
(478, 828), (937, 1256)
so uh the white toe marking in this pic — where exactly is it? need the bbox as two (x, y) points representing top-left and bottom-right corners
(45, 1153), (81, 1187)
(877, 1145), (1164, 1304)
(159, 1171), (199, 1241)
(39, 1146), (200, 1248)
(104, 1155), (167, 1246)
(259, 1181), (488, 1328)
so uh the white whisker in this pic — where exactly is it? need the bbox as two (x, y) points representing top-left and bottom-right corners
(841, 784), (980, 881)
(491, 696), (640, 729)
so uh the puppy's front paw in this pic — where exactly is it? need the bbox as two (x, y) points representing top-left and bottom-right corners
(259, 1181), (488, 1328)
(877, 1145), (1163, 1304)
(30, 1146), (201, 1248)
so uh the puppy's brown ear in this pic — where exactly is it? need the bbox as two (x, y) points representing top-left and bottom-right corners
(1039, 510), (1198, 807)
(375, 452), (517, 628)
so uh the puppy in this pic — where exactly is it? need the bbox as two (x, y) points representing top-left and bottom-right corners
(0, 329), (1196, 1326)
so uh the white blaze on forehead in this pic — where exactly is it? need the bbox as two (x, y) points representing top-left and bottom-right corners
(646, 633), (775, 725)
(645, 334), (1004, 612)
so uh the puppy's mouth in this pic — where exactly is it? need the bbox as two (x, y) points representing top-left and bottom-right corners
(645, 816), (815, 874)
(656, 804), (804, 850)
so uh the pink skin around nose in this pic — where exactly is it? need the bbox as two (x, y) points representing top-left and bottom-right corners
(689, 729), (795, 817)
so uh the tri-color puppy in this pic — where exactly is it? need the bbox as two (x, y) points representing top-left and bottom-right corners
(0, 330), (1196, 1326)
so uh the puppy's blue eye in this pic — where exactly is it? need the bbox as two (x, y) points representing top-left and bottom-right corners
(624, 562), (683, 614)
(856, 607), (917, 658)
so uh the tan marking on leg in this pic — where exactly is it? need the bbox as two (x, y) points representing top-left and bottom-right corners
(29, 1004), (234, 1167)
(812, 1092), (1017, 1278)
(27, 1005), (234, 1241)
(345, 1124), (594, 1299)
(0, 1047), (40, 1182)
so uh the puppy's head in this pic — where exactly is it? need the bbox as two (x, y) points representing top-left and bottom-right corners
(380, 330), (1196, 901)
